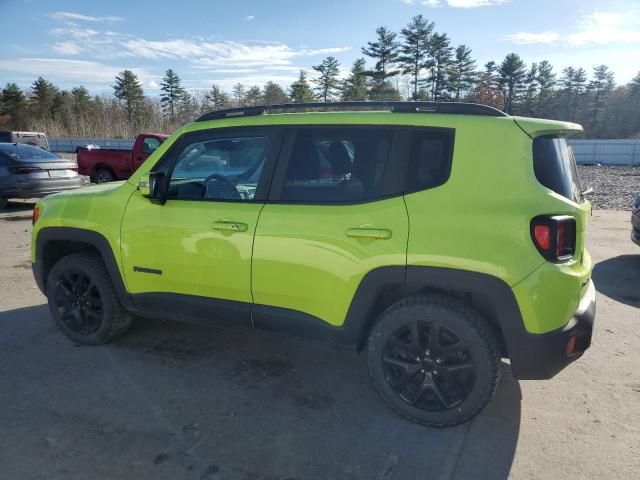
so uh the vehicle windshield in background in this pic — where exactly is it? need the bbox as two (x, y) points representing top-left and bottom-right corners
(533, 136), (583, 203)
(0, 143), (63, 162)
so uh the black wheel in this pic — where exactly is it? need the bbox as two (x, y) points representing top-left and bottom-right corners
(92, 169), (115, 184)
(46, 253), (133, 345)
(367, 294), (500, 427)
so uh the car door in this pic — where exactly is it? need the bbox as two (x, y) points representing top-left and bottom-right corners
(120, 127), (282, 325)
(251, 126), (409, 331)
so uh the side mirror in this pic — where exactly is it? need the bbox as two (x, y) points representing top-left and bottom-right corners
(138, 171), (167, 204)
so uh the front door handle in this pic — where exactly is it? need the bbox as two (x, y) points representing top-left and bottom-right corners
(346, 227), (392, 240)
(211, 220), (248, 232)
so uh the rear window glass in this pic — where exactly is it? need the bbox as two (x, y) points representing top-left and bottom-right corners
(0, 143), (61, 161)
(406, 130), (454, 193)
(533, 136), (583, 203)
(281, 128), (396, 203)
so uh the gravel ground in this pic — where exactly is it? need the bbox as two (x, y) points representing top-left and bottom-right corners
(577, 165), (639, 210)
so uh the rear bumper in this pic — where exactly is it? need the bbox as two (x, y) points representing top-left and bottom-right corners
(1, 177), (83, 198)
(509, 280), (595, 379)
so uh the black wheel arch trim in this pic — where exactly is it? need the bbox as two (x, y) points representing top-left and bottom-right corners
(33, 226), (135, 310)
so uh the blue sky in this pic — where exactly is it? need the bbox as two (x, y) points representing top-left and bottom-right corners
(1, 0), (639, 96)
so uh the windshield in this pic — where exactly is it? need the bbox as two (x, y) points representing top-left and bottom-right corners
(533, 136), (583, 203)
(0, 143), (62, 162)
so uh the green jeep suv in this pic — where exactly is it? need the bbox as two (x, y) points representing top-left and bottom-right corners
(31, 102), (595, 427)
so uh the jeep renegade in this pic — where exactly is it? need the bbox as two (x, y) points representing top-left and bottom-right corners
(31, 102), (595, 427)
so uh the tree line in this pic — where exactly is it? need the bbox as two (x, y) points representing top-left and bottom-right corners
(1, 15), (639, 139)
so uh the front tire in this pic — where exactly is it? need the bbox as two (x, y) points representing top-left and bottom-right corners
(46, 253), (133, 345)
(367, 294), (500, 427)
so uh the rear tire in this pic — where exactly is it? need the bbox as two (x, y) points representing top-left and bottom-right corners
(92, 169), (115, 184)
(367, 294), (500, 427)
(46, 253), (133, 345)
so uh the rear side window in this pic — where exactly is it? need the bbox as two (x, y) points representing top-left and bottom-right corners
(405, 129), (454, 193)
(141, 137), (161, 154)
(533, 136), (583, 203)
(281, 128), (396, 203)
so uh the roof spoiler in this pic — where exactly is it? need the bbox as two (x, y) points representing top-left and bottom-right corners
(512, 116), (584, 139)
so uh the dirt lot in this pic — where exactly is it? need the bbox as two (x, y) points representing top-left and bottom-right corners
(0, 202), (639, 480)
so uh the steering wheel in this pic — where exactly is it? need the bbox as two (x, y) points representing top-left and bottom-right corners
(203, 174), (241, 200)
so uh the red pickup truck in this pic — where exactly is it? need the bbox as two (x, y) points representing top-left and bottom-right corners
(77, 133), (168, 183)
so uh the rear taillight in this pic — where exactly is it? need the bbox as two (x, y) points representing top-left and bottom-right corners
(531, 215), (576, 262)
(9, 166), (41, 175)
(32, 205), (41, 225)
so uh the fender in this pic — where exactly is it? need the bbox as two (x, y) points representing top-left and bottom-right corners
(33, 227), (135, 310)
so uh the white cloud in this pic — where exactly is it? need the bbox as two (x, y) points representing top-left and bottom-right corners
(51, 42), (83, 55)
(567, 11), (640, 47)
(49, 11), (124, 23)
(0, 58), (154, 87)
(50, 27), (98, 39)
(243, 15), (255, 21)
(443, 0), (507, 6)
(413, 0), (508, 6)
(502, 31), (559, 45)
(502, 10), (640, 48)
(147, 80), (159, 89)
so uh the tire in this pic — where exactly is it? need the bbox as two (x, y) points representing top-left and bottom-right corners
(46, 253), (133, 345)
(367, 294), (500, 427)
(92, 169), (115, 184)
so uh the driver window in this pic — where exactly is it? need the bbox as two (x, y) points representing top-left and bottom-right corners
(168, 136), (271, 201)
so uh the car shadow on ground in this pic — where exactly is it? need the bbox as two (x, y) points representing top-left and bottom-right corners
(592, 254), (640, 307)
(1, 305), (521, 480)
(0, 199), (36, 218)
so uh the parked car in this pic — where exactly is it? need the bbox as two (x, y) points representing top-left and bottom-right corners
(631, 196), (640, 246)
(0, 143), (82, 209)
(0, 131), (49, 150)
(31, 102), (595, 427)
(77, 133), (168, 183)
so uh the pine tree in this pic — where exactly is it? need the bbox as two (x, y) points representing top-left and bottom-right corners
(312, 56), (340, 102)
(398, 15), (434, 100)
(289, 70), (315, 103)
(448, 45), (477, 101)
(160, 69), (186, 120)
(588, 65), (615, 130)
(340, 58), (369, 101)
(244, 86), (262, 106)
(0, 83), (26, 129)
(631, 71), (640, 96)
(522, 63), (538, 116)
(536, 60), (556, 116)
(427, 33), (453, 101)
(29, 77), (58, 119)
(203, 85), (231, 111)
(362, 26), (400, 100)
(233, 83), (246, 107)
(498, 53), (527, 114)
(113, 70), (144, 122)
(262, 82), (289, 105)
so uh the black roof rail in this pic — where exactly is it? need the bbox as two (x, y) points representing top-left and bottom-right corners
(195, 101), (508, 122)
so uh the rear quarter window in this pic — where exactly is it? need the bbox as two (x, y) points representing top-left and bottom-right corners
(405, 129), (454, 194)
(533, 136), (583, 203)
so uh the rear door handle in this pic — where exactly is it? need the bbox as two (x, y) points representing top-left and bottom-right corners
(211, 220), (248, 232)
(346, 227), (392, 240)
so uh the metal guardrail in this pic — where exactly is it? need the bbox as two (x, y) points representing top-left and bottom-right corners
(49, 137), (640, 166)
(49, 138), (135, 153)
(569, 139), (640, 166)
